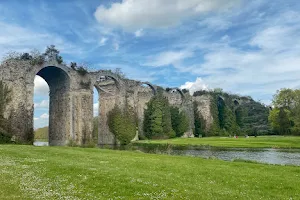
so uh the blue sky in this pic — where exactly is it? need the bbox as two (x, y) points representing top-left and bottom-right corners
(1, 0), (300, 128)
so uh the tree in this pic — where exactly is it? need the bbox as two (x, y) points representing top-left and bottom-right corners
(170, 107), (189, 137)
(268, 108), (291, 134)
(177, 111), (189, 137)
(269, 88), (300, 135)
(235, 107), (244, 127)
(272, 88), (295, 109)
(107, 105), (136, 145)
(193, 102), (206, 137)
(44, 45), (63, 64)
(143, 91), (175, 139)
(114, 68), (126, 79)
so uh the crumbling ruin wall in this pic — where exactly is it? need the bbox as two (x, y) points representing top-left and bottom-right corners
(0, 56), (216, 146)
(193, 95), (213, 132)
(0, 59), (94, 146)
(164, 89), (194, 137)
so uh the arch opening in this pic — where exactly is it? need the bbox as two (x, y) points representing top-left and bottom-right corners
(33, 76), (49, 145)
(233, 99), (240, 106)
(92, 86), (100, 144)
(168, 88), (185, 105)
(96, 75), (120, 90)
(141, 83), (156, 95)
(33, 66), (71, 146)
(94, 75), (120, 145)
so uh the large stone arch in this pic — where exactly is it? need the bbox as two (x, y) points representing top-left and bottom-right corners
(90, 70), (124, 145)
(33, 65), (71, 146)
(167, 87), (185, 105)
(140, 82), (157, 95)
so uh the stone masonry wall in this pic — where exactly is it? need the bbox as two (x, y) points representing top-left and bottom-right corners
(0, 57), (214, 146)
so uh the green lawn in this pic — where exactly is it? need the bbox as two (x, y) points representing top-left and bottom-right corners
(1, 145), (300, 199)
(135, 136), (300, 149)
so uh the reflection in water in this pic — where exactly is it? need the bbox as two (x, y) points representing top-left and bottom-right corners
(171, 149), (300, 166)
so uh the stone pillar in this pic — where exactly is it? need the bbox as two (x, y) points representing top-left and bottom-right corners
(70, 91), (93, 146)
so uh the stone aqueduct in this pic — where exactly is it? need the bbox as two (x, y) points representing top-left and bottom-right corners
(1, 57), (203, 146)
(0, 53), (248, 146)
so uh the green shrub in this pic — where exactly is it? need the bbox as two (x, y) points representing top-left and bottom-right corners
(0, 131), (11, 144)
(108, 105), (136, 145)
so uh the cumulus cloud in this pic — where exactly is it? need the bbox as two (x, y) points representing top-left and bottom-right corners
(180, 77), (208, 95)
(94, 0), (240, 31)
(34, 76), (49, 96)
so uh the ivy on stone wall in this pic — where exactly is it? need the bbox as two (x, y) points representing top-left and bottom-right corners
(194, 89), (270, 136)
(0, 81), (12, 143)
(193, 102), (206, 137)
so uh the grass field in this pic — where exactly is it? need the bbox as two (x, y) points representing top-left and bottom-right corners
(135, 136), (300, 149)
(1, 145), (300, 199)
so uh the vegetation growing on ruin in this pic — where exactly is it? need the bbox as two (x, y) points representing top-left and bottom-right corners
(193, 88), (270, 137)
(1, 145), (300, 199)
(193, 102), (206, 137)
(1, 45), (63, 66)
(0, 81), (12, 143)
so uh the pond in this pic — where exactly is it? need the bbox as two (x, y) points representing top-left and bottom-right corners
(33, 141), (300, 166)
(169, 148), (300, 166)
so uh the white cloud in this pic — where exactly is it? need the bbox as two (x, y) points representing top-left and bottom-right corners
(134, 29), (144, 37)
(144, 50), (194, 67)
(176, 12), (300, 100)
(250, 25), (300, 53)
(94, 0), (240, 31)
(99, 37), (108, 46)
(34, 113), (49, 129)
(34, 100), (49, 109)
(0, 21), (85, 60)
(34, 76), (49, 96)
(180, 77), (208, 95)
(40, 113), (49, 119)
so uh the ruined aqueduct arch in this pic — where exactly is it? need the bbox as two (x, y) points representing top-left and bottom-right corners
(0, 54), (196, 146)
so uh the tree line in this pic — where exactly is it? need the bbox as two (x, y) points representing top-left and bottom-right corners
(268, 88), (300, 135)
